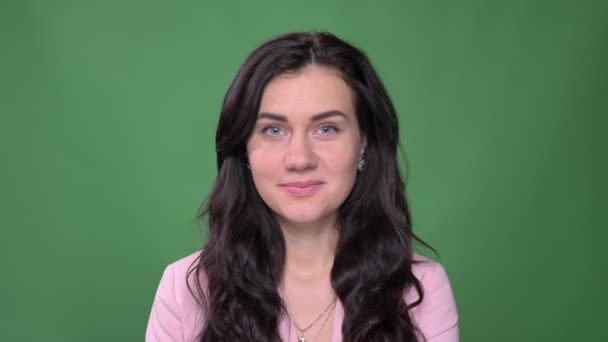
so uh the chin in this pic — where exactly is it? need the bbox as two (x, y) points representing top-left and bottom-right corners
(275, 205), (336, 226)
(280, 213), (323, 225)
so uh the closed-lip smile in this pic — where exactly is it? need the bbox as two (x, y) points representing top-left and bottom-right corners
(279, 180), (324, 197)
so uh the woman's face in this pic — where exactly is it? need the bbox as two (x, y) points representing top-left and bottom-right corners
(246, 66), (366, 228)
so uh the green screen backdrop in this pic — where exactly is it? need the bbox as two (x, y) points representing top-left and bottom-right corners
(1, 0), (606, 341)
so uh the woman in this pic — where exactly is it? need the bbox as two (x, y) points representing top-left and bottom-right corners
(146, 31), (459, 342)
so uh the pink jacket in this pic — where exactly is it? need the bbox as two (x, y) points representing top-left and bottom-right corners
(146, 251), (459, 342)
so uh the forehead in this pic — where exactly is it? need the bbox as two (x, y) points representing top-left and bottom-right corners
(258, 66), (355, 118)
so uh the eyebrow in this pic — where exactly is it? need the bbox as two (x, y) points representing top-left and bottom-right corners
(257, 110), (348, 123)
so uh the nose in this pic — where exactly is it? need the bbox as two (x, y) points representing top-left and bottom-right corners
(284, 134), (318, 172)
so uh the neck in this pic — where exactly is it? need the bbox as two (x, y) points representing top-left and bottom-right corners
(279, 216), (339, 281)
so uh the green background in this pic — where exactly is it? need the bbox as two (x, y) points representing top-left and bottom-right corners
(1, 0), (606, 341)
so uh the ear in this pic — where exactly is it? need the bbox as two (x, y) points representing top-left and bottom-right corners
(359, 135), (367, 158)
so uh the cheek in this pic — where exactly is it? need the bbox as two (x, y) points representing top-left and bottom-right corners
(318, 142), (358, 168)
(317, 144), (359, 186)
(247, 146), (282, 185)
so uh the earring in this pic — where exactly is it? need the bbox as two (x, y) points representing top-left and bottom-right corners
(357, 159), (365, 172)
(246, 163), (251, 169)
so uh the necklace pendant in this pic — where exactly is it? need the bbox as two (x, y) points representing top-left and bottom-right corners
(298, 336), (306, 342)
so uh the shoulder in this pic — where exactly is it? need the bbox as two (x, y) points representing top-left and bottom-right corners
(158, 250), (205, 305)
(146, 250), (206, 342)
(163, 250), (207, 309)
(405, 253), (460, 342)
(410, 253), (453, 292)
(165, 250), (203, 281)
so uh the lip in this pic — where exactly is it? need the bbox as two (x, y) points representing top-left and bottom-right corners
(279, 180), (324, 197)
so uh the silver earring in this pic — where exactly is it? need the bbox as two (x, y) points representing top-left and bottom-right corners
(357, 159), (365, 172)
(246, 163), (251, 169)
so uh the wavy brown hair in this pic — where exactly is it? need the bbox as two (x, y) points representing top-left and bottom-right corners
(187, 31), (434, 342)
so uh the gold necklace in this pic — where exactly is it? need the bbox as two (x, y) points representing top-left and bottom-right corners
(292, 297), (337, 342)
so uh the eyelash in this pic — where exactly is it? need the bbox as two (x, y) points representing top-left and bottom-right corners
(262, 126), (286, 136)
(317, 125), (339, 135)
(261, 125), (340, 136)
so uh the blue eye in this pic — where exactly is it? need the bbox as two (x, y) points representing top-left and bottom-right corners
(316, 125), (339, 135)
(263, 126), (286, 136)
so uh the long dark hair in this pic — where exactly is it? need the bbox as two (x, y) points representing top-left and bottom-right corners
(187, 31), (434, 342)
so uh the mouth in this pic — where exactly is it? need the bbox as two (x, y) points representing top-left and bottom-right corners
(279, 180), (324, 197)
